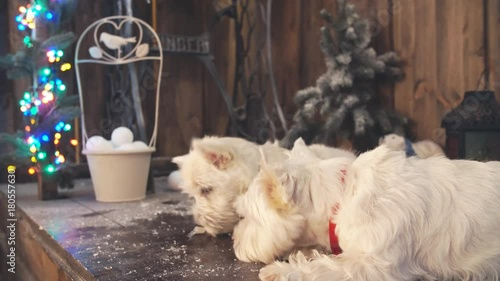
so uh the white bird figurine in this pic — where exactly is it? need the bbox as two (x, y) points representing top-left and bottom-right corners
(99, 32), (137, 56)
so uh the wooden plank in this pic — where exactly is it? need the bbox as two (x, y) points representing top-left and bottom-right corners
(436, 0), (485, 145)
(394, 0), (485, 144)
(72, 1), (108, 139)
(0, 180), (263, 281)
(202, 1), (235, 137)
(299, 0), (337, 90)
(156, 0), (205, 157)
(487, 0), (500, 101)
(413, 0), (440, 143)
(392, 0), (417, 138)
(0, 193), (90, 281)
(270, 0), (302, 117)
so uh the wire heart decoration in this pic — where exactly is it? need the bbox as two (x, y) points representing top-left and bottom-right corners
(87, 18), (150, 63)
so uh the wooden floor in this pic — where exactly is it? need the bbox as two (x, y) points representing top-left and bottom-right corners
(0, 177), (262, 281)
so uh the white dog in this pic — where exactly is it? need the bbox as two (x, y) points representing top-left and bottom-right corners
(379, 133), (445, 158)
(233, 142), (500, 281)
(173, 136), (355, 237)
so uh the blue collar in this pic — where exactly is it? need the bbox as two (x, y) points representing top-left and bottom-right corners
(405, 139), (417, 157)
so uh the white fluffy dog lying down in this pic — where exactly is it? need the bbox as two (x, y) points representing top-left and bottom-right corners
(173, 136), (355, 237)
(233, 142), (500, 281)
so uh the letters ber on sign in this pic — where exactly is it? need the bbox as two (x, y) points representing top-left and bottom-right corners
(160, 34), (210, 55)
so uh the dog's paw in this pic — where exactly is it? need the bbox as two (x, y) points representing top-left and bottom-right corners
(259, 262), (303, 281)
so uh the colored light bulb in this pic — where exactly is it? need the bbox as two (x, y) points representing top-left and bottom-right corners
(46, 12), (53, 20)
(31, 156), (37, 163)
(58, 155), (66, 164)
(28, 167), (36, 175)
(55, 133), (62, 139)
(37, 152), (46, 160)
(19, 6), (26, 13)
(46, 165), (55, 173)
(35, 4), (42, 11)
(64, 124), (71, 131)
(24, 92), (30, 99)
(25, 126), (31, 132)
(18, 24), (26, 31)
(58, 84), (66, 91)
(42, 135), (49, 142)
(70, 139), (78, 146)
(29, 145), (36, 153)
(42, 68), (51, 76)
(60, 63), (71, 71)
(56, 50), (63, 57)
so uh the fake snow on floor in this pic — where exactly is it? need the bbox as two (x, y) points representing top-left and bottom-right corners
(17, 177), (261, 280)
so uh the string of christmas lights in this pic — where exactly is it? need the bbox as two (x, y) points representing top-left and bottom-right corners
(15, 0), (78, 176)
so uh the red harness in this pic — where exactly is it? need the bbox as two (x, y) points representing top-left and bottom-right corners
(329, 169), (346, 255)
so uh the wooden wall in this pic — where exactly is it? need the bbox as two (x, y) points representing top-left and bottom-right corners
(2, 0), (499, 158)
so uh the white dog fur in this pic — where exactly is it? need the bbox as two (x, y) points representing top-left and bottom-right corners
(173, 136), (355, 237)
(233, 140), (500, 281)
(379, 133), (445, 158)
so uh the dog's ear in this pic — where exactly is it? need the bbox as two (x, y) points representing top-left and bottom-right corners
(192, 138), (234, 170)
(172, 154), (188, 168)
(259, 160), (293, 212)
(291, 137), (316, 160)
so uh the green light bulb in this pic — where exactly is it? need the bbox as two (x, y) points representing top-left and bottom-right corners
(46, 165), (55, 173)
(37, 152), (46, 160)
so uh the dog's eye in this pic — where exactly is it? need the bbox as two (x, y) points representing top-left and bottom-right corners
(200, 186), (213, 196)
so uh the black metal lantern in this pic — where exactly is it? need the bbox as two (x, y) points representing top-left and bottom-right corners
(441, 91), (500, 161)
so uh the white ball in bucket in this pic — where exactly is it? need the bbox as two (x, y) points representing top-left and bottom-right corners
(86, 136), (113, 152)
(167, 170), (183, 191)
(133, 141), (149, 149)
(116, 143), (136, 150)
(111, 127), (134, 147)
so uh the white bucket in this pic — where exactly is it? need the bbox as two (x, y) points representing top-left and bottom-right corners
(84, 148), (155, 202)
(75, 16), (164, 203)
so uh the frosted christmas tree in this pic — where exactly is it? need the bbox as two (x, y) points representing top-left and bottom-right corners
(281, 0), (406, 151)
